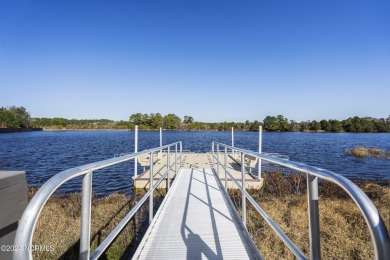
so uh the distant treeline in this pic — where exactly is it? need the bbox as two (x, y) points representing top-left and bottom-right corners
(0, 106), (32, 128)
(1, 106), (390, 133)
(127, 113), (390, 133)
(262, 115), (390, 133)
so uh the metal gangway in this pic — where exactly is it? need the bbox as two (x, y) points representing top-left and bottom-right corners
(14, 141), (390, 259)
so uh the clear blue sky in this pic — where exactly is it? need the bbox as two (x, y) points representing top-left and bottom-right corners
(1, 0), (389, 122)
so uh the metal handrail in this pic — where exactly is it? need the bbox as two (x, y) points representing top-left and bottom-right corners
(212, 141), (390, 260)
(14, 141), (183, 260)
(115, 149), (191, 157)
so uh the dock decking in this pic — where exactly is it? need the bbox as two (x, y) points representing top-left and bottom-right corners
(133, 153), (263, 189)
(132, 168), (261, 259)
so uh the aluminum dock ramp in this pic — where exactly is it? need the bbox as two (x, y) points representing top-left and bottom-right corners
(14, 140), (390, 260)
(132, 168), (261, 260)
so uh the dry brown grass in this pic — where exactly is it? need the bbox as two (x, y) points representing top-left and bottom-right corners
(346, 147), (370, 157)
(228, 171), (390, 259)
(345, 147), (390, 159)
(367, 148), (383, 156)
(30, 188), (166, 259)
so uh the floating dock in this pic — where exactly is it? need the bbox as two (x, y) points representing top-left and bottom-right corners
(133, 152), (263, 189)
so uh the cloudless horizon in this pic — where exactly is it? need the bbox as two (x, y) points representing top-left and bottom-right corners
(1, 1), (389, 122)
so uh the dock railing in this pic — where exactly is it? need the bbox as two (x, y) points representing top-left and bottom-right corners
(212, 141), (390, 260)
(14, 141), (183, 260)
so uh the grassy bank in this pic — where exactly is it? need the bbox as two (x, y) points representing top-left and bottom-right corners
(228, 171), (390, 259)
(30, 188), (166, 259)
(30, 173), (389, 259)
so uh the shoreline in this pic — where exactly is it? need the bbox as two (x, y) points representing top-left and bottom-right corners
(42, 128), (130, 131)
(36, 128), (390, 133)
(0, 127), (43, 134)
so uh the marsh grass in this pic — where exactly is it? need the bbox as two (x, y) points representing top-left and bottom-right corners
(345, 147), (390, 159)
(30, 188), (166, 259)
(228, 171), (390, 259)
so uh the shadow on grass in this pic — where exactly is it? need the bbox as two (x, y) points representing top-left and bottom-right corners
(120, 193), (166, 259)
(58, 189), (166, 260)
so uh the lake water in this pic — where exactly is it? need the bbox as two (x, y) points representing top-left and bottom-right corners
(1, 130), (389, 196)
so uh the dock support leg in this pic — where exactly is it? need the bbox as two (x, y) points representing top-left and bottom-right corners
(167, 146), (170, 191)
(180, 142), (182, 170)
(175, 143), (177, 176)
(160, 127), (162, 155)
(224, 147), (227, 189)
(149, 153), (154, 224)
(212, 142), (215, 169)
(258, 125), (262, 179)
(217, 144), (220, 176)
(307, 174), (321, 260)
(231, 127), (234, 157)
(241, 152), (246, 227)
(80, 171), (92, 260)
(134, 125), (138, 178)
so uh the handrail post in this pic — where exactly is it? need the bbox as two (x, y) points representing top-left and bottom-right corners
(212, 142), (215, 168)
(241, 152), (246, 227)
(167, 146), (170, 191)
(258, 125), (262, 179)
(175, 143), (177, 176)
(224, 146), (227, 189)
(307, 173), (321, 259)
(231, 128), (234, 157)
(134, 125), (138, 178)
(217, 144), (220, 176)
(232, 128), (234, 145)
(160, 127), (162, 155)
(149, 152), (154, 224)
(80, 171), (92, 260)
(180, 142), (182, 170)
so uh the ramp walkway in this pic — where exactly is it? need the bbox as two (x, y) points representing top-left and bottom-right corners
(133, 168), (260, 259)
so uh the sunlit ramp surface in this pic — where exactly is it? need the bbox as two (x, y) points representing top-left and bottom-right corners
(132, 168), (261, 260)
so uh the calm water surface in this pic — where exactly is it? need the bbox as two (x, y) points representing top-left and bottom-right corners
(1, 131), (389, 195)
